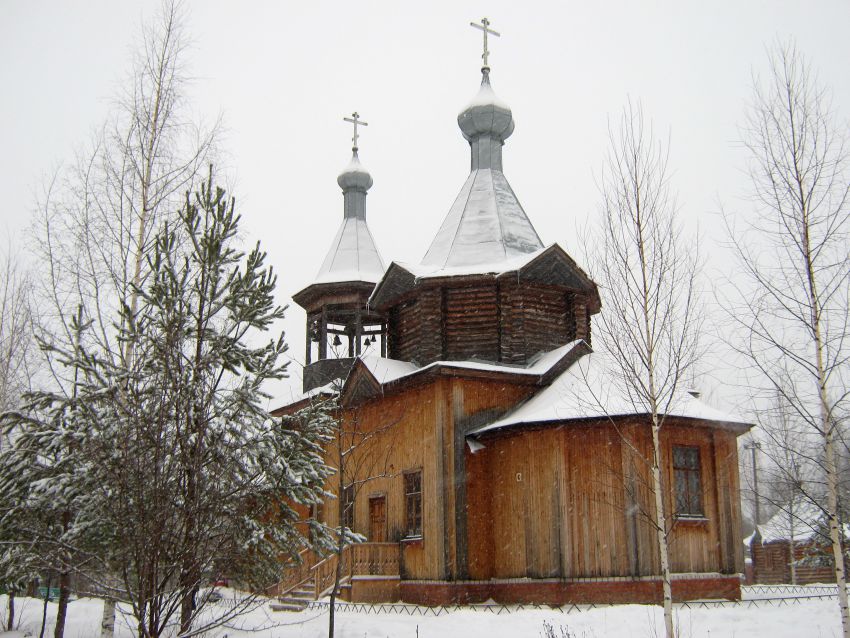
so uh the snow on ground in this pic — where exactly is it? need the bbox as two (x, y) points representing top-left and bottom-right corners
(0, 589), (842, 638)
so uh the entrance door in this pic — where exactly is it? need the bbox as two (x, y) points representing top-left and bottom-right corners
(368, 495), (386, 542)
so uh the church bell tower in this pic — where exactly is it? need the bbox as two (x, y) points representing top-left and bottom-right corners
(292, 113), (387, 392)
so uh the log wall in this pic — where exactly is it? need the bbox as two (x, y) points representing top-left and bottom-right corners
(752, 541), (835, 584)
(444, 286), (500, 361)
(387, 280), (592, 365)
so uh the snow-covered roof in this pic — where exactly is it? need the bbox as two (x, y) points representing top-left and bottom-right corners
(471, 351), (752, 435)
(369, 244), (599, 312)
(270, 380), (339, 415)
(313, 216), (385, 285)
(347, 341), (587, 400)
(420, 68), (542, 273)
(758, 498), (826, 544)
(420, 168), (543, 272)
(392, 246), (545, 281)
(357, 355), (418, 385)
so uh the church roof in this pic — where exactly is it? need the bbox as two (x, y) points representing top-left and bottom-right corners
(470, 351), (752, 436)
(269, 380), (339, 417)
(313, 215), (385, 285)
(419, 70), (543, 273)
(369, 244), (599, 311)
(421, 168), (543, 270)
(297, 148), (385, 293)
(340, 340), (590, 406)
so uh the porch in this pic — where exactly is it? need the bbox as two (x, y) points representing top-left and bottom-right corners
(270, 542), (401, 609)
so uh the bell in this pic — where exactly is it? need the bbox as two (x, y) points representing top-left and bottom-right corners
(332, 335), (342, 347)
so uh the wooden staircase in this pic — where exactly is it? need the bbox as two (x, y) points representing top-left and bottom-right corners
(270, 576), (317, 612)
(269, 543), (399, 611)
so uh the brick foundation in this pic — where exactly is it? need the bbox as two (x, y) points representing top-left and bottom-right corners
(395, 575), (741, 607)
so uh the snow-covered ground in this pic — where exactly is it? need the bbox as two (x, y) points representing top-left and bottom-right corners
(0, 588), (841, 637)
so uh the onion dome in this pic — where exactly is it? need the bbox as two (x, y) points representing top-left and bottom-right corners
(457, 69), (514, 143)
(337, 150), (374, 194)
(310, 148), (383, 283)
(420, 69), (542, 270)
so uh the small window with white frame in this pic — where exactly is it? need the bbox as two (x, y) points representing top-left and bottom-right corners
(673, 445), (703, 518)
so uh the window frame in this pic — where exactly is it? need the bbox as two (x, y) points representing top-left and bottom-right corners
(403, 469), (423, 539)
(672, 445), (704, 519)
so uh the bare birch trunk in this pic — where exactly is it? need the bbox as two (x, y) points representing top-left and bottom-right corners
(328, 530), (344, 638)
(328, 426), (345, 638)
(824, 407), (850, 637)
(650, 418), (674, 637)
(100, 598), (115, 638)
(802, 105), (849, 638)
(788, 502), (797, 585)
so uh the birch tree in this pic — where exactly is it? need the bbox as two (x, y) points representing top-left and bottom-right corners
(585, 102), (702, 638)
(0, 241), (36, 441)
(33, 0), (217, 370)
(23, 2), (218, 635)
(326, 407), (399, 638)
(0, 239), (39, 629)
(725, 41), (850, 634)
(753, 390), (818, 584)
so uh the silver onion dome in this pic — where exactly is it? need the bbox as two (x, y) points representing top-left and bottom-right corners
(337, 151), (373, 193)
(457, 69), (514, 143)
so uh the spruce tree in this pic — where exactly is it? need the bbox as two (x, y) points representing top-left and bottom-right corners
(1, 171), (335, 638)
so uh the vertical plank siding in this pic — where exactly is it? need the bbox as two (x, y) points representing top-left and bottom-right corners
(325, 367), (745, 586)
(476, 419), (742, 580)
(664, 426), (720, 574)
(325, 377), (531, 580)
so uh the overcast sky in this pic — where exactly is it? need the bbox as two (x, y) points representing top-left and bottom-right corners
(2, 0), (849, 407)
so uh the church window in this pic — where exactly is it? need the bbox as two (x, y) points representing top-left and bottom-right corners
(342, 484), (355, 530)
(673, 446), (703, 517)
(404, 470), (423, 538)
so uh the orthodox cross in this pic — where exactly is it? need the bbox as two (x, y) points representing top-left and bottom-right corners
(343, 112), (368, 151)
(470, 17), (500, 68)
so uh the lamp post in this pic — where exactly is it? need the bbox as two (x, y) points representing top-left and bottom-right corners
(744, 441), (762, 527)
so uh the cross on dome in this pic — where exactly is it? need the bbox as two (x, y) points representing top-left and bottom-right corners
(343, 111), (368, 152)
(470, 17), (500, 70)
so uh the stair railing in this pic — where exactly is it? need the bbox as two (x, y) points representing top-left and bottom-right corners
(269, 548), (318, 597)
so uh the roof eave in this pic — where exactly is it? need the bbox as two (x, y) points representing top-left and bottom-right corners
(292, 279), (378, 310)
(470, 412), (754, 439)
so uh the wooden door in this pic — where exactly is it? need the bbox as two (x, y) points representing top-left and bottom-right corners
(368, 495), (386, 542)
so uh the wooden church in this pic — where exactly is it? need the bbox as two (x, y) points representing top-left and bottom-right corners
(273, 24), (751, 606)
